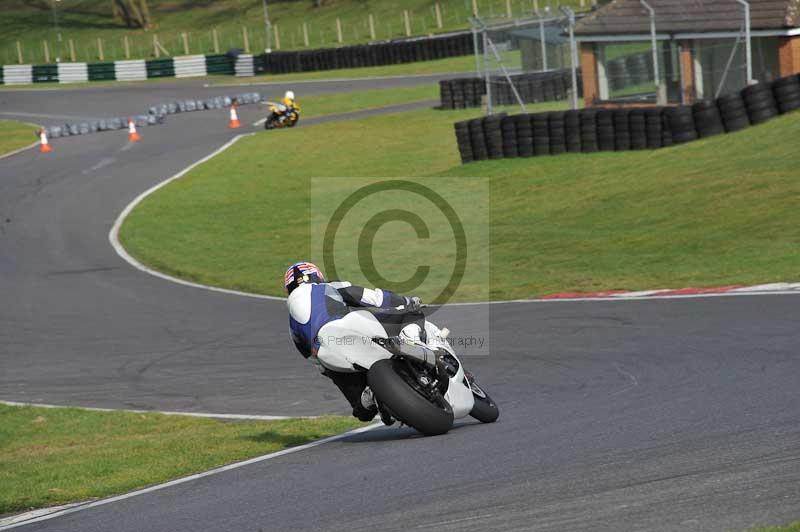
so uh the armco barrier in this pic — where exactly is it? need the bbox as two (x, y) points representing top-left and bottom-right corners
(1, 30), (473, 85)
(3, 65), (33, 85)
(146, 58), (175, 78)
(114, 59), (147, 81)
(174, 55), (207, 78)
(454, 73), (800, 164)
(439, 69), (582, 109)
(235, 54), (255, 77)
(206, 54), (235, 75)
(33, 64), (58, 83)
(57, 62), (88, 83)
(88, 62), (116, 81)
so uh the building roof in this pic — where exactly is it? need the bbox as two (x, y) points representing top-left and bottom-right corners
(574, 0), (800, 35)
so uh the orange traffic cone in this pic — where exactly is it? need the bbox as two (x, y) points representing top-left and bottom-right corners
(228, 103), (241, 129)
(127, 119), (141, 142)
(38, 129), (52, 153)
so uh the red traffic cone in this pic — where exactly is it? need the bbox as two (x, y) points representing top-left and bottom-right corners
(38, 129), (52, 153)
(128, 118), (141, 142)
(229, 104), (241, 129)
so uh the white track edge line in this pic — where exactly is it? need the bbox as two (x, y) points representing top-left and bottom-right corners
(0, 422), (381, 531)
(108, 132), (284, 301)
(0, 400), (311, 420)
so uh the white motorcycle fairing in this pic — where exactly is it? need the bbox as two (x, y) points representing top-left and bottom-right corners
(316, 310), (475, 420)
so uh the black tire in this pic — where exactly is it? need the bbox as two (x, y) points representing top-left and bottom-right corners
(368, 359), (454, 436)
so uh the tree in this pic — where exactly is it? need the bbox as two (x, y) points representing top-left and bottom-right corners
(111, 0), (152, 29)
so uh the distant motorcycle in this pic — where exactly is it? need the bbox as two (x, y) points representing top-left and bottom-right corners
(263, 101), (299, 130)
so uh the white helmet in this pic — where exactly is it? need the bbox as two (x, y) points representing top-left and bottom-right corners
(285, 90), (295, 100)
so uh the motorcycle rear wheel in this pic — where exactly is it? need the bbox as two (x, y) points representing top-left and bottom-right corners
(367, 359), (454, 436)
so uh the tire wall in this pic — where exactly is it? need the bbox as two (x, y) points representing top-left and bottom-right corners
(440, 69), (582, 109)
(255, 32), (474, 75)
(455, 73), (800, 164)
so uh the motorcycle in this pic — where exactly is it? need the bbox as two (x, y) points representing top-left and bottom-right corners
(263, 101), (300, 130)
(316, 305), (499, 436)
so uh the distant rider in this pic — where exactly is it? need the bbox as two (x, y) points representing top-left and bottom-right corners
(284, 261), (423, 423)
(278, 90), (300, 123)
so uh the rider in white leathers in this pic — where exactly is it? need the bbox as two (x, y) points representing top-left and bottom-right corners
(284, 262), (423, 422)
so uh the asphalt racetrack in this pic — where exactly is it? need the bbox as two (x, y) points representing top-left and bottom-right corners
(1, 76), (799, 531)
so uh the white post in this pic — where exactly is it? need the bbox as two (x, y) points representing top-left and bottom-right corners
(434, 4), (443, 29)
(560, 6), (579, 110)
(303, 22), (310, 46)
(539, 16), (547, 71)
(336, 18), (343, 43)
(639, 0), (663, 103)
(403, 10), (411, 37)
(368, 14), (376, 39)
(735, 0), (753, 83)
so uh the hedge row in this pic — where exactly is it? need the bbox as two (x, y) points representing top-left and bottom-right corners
(455, 73), (800, 163)
(439, 69), (582, 109)
(254, 33), (474, 74)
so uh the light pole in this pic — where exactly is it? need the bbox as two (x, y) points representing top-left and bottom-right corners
(52, 0), (62, 62)
(559, 6), (579, 110)
(262, 0), (272, 53)
(639, 0), (662, 103)
(734, 0), (753, 83)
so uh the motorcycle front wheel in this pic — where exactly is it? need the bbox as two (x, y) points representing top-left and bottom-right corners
(367, 359), (454, 436)
(468, 379), (500, 423)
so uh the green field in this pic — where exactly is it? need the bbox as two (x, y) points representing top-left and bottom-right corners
(0, 120), (38, 157)
(753, 523), (800, 532)
(0, 404), (363, 514)
(1, 0), (587, 66)
(119, 94), (800, 301)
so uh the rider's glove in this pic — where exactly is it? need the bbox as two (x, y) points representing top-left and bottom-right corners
(405, 296), (423, 313)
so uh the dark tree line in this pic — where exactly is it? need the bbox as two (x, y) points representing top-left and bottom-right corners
(111, 0), (152, 29)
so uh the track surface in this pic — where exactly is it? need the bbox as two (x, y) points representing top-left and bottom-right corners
(1, 78), (799, 531)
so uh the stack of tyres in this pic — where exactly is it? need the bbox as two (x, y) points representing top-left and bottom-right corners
(665, 106), (697, 144)
(484, 115), (505, 160)
(532, 113), (550, 156)
(501, 116), (519, 158)
(516, 114), (534, 157)
(692, 100), (725, 138)
(661, 111), (674, 147)
(644, 108), (664, 148)
(579, 109), (599, 153)
(596, 109), (615, 151)
(469, 118), (488, 161)
(607, 57), (626, 91)
(742, 81), (779, 124)
(548, 112), (567, 155)
(629, 109), (648, 150)
(454, 120), (473, 163)
(564, 110), (582, 153)
(717, 92), (750, 132)
(772, 74), (800, 113)
(440, 81), (454, 109)
(626, 54), (648, 86)
(613, 109), (631, 151)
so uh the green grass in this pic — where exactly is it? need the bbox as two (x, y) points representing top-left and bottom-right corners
(119, 100), (800, 301)
(0, 120), (38, 157)
(752, 523), (800, 532)
(1, 0), (588, 66)
(284, 84), (438, 118)
(0, 404), (363, 514)
(118, 100), (561, 299)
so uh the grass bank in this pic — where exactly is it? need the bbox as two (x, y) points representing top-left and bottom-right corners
(119, 103), (800, 301)
(0, 120), (38, 158)
(0, 404), (363, 515)
(1, 0), (586, 66)
(753, 523), (800, 532)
